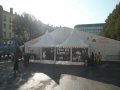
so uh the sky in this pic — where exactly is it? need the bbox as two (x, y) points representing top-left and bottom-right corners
(0, 0), (120, 28)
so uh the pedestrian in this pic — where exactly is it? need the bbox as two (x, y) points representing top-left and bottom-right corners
(90, 52), (94, 65)
(13, 47), (21, 76)
(5, 53), (8, 62)
(26, 53), (30, 65)
(23, 53), (27, 67)
(43, 51), (46, 60)
(1, 54), (4, 61)
(2, 52), (5, 62)
(78, 54), (81, 62)
(23, 53), (30, 67)
(11, 53), (15, 63)
(94, 53), (97, 65)
(0, 53), (1, 61)
(13, 57), (19, 76)
(97, 52), (102, 64)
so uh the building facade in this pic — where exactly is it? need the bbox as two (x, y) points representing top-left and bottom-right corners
(0, 5), (15, 44)
(74, 23), (105, 35)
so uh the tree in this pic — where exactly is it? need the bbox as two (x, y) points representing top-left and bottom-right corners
(12, 15), (25, 37)
(12, 13), (44, 44)
(101, 2), (120, 41)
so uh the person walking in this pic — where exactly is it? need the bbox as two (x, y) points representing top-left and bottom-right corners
(97, 52), (102, 64)
(26, 53), (30, 65)
(90, 52), (94, 65)
(13, 56), (19, 76)
(23, 53), (30, 67)
(94, 53), (98, 65)
(13, 47), (21, 76)
(0, 53), (1, 61)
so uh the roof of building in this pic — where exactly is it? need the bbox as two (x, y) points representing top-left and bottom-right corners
(74, 23), (105, 28)
(3, 10), (14, 15)
(0, 5), (13, 15)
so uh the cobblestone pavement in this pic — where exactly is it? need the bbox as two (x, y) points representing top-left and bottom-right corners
(0, 61), (120, 90)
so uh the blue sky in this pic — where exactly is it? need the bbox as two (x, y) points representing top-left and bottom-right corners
(0, 0), (120, 28)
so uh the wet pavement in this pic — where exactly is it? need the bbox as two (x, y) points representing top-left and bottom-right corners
(0, 61), (120, 90)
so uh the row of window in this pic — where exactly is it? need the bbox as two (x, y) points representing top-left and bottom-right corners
(3, 23), (12, 30)
(3, 15), (12, 23)
(76, 26), (103, 30)
(86, 31), (100, 34)
(3, 32), (13, 39)
(80, 29), (101, 32)
(76, 29), (101, 35)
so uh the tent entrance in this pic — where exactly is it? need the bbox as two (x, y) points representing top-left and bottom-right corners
(42, 47), (54, 60)
(72, 48), (88, 62)
(56, 47), (70, 61)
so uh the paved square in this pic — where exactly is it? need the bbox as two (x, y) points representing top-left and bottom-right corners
(0, 61), (120, 90)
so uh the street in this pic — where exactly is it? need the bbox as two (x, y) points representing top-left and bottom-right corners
(0, 61), (120, 90)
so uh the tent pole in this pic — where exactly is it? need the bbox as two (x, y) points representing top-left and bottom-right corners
(54, 47), (56, 64)
(39, 47), (40, 62)
(70, 47), (72, 62)
(28, 47), (30, 53)
(40, 48), (42, 63)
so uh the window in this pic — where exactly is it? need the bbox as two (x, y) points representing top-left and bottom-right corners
(4, 15), (6, 21)
(9, 17), (11, 23)
(4, 23), (6, 29)
(9, 33), (11, 38)
(4, 32), (6, 38)
(9, 25), (11, 30)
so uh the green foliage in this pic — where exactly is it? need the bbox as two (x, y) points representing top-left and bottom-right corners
(12, 15), (25, 35)
(101, 2), (120, 41)
(12, 13), (44, 42)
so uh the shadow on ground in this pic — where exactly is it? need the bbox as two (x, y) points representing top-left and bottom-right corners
(29, 61), (120, 87)
(0, 61), (120, 90)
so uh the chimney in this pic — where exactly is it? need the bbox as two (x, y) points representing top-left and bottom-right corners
(10, 8), (13, 14)
(0, 5), (3, 12)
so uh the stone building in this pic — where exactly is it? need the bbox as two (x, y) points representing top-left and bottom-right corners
(0, 5), (15, 44)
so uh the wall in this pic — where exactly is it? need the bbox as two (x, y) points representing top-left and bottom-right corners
(2, 12), (15, 40)
(76, 30), (120, 61)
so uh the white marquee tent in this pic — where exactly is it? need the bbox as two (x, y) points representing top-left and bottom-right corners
(26, 28), (89, 65)
(24, 26), (120, 63)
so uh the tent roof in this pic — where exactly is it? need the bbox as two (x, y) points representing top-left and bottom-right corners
(50, 27), (73, 44)
(29, 31), (58, 48)
(57, 30), (88, 48)
(28, 28), (88, 48)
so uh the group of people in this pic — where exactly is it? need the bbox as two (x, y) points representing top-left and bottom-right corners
(0, 52), (13, 62)
(13, 47), (30, 76)
(1, 46), (102, 75)
(88, 51), (102, 65)
(0, 46), (30, 76)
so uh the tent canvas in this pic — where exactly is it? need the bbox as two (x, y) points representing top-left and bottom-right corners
(57, 30), (88, 48)
(29, 31), (58, 48)
(50, 27), (73, 44)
